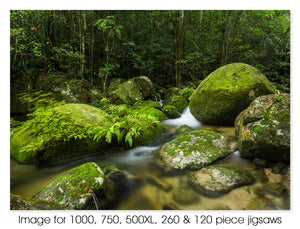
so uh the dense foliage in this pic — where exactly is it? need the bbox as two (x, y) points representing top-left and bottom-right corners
(11, 93), (161, 160)
(10, 10), (290, 90)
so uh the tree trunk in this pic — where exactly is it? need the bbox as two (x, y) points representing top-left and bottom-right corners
(90, 25), (94, 85)
(174, 10), (184, 87)
(80, 10), (86, 80)
(221, 10), (232, 65)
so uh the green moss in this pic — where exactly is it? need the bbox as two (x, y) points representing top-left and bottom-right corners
(128, 107), (168, 121)
(162, 105), (181, 119)
(132, 100), (161, 109)
(164, 95), (188, 113)
(111, 76), (153, 105)
(11, 101), (164, 164)
(175, 125), (193, 135)
(158, 130), (235, 170)
(10, 103), (111, 164)
(10, 194), (72, 210)
(35, 162), (106, 209)
(10, 128), (40, 163)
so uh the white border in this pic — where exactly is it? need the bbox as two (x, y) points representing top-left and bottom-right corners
(2, 1), (299, 228)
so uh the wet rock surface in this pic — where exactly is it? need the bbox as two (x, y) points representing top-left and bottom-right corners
(157, 130), (237, 170)
(235, 93), (290, 163)
(34, 162), (107, 210)
(188, 166), (255, 197)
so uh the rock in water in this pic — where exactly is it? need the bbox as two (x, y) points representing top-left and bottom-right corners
(111, 76), (154, 105)
(164, 95), (188, 113)
(189, 63), (276, 125)
(235, 93), (290, 163)
(34, 162), (107, 210)
(157, 130), (237, 170)
(10, 193), (73, 210)
(189, 166), (255, 197)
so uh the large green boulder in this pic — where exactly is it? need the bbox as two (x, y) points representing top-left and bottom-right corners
(189, 166), (255, 197)
(111, 76), (154, 105)
(10, 103), (111, 165)
(156, 130), (237, 170)
(34, 162), (107, 210)
(189, 63), (276, 125)
(235, 93), (290, 163)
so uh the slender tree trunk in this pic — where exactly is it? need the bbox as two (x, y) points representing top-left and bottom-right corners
(224, 12), (231, 64)
(174, 10), (184, 87)
(90, 25), (94, 85)
(80, 10), (86, 80)
(229, 11), (243, 62)
(199, 10), (203, 35)
(221, 10), (232, 65)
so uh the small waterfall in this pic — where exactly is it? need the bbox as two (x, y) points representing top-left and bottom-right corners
(162, 106), (202, 129)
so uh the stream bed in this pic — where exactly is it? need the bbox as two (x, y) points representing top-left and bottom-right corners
(10, 107), (290, 210)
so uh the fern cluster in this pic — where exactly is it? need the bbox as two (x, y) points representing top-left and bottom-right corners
(178, 86), (195, 101)
(12, 93), (161, 161)
(89, 99), (160, 147)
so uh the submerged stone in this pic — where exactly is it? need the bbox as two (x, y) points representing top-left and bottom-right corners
(34, 162), (107, 210)
(246, 197), (277, 210)
(189, 63), (276, 125)
(189, 166), (255, 197)
(172, 186), (200, 205)
(264, 182), (288, 197)
(157, 130), (237, 170)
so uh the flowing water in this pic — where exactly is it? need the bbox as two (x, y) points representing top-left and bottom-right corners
(10, 107), (290, 210)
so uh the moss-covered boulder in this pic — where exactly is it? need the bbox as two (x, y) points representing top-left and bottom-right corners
(189, 63), (276, 125)
(128, 107), (168, 121)
(165, 87), (181, 98)
(34, 162), (107, 210)
(10, 103), (111, 165)
(156, 130), (237, 170)
(111, 76), (154, 105)
(11, 102), (163, 164)
(10, 193), (73, 210)
(175, 125), (193, 135)
(164, 95), (188, 113)
(162, 105), (181, 119)
(132, 100), (162, 109)
(130, 100), (168, 121)
(189, 166), (255, 197)
(235, 93), (290, 163)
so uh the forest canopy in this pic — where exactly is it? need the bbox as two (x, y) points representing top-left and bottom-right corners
(10, 10), (290, 90)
